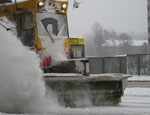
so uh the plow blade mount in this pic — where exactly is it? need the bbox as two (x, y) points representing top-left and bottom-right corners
(44, 73), (131, 107)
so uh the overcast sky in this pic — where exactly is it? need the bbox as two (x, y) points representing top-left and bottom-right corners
(67, 0), (148, 37)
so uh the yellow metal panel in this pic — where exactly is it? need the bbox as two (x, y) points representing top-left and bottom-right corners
(0, 0), (37, 21)
(69, 38), (79, 44)
(65, 39), (70, 49)
(53, 1), (69, 14)
(78, 38), (84, 45)
(69, 38), (85, 45)
(65, 38), (85, 51)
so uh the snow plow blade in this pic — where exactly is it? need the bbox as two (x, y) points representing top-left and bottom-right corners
(44, 73), (131, 107)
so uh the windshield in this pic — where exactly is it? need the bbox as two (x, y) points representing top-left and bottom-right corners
(14, 12), (35, 47)
(37, 13), (68, 39)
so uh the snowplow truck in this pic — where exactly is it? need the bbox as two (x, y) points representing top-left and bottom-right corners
(0, 0), (131, 107)
(0, 0), (69, 71)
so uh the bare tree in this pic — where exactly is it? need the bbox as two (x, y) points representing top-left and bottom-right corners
(92, 22), (105, 56)
(142, 42), (149, 54)
(92, 22), (105, 46)
(119, 33), (132, 46)
(119, 33), (133, 54)
(84, 33), (97, 56)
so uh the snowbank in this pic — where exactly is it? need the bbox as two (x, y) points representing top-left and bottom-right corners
(128, 75), (150, 81)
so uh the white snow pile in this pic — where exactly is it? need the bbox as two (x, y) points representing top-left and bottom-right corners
(132, 40), (148, 46)
(41, 36), (67, 66)
(103, 39), (148, 46)
(0, 18), (59, 114)
(128, 75), (150, 81)
(124, 88), (150, 97)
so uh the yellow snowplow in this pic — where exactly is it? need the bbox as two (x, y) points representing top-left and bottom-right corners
(0, 0), (69, 71)
(0, 0), (131, 107)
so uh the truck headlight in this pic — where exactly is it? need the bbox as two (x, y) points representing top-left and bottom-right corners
(62, 3), (67, 9)
(38, 1), (44, 7)
(61, 10), (65, 13)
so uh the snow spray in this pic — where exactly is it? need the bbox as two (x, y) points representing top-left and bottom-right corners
(41, 36), (67, 66)
(0, 18), (59, 114)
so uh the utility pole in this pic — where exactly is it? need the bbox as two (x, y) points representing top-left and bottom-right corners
(147, 0), (150, 44)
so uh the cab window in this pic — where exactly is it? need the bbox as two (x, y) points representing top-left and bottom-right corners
(14, 12), (35, 47)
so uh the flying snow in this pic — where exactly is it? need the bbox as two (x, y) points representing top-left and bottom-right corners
(0, 17), (59, 114)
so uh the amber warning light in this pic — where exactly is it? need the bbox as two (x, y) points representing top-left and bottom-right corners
(62, 3), (67, 9)
(38, 1), (44, 7)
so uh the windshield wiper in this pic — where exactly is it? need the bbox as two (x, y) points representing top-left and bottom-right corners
(45, 28), (54, 43)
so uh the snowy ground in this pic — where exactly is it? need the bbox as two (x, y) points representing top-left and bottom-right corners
(0, 87), (150, 115)
(48, 88), (150, 115)
(128, 75), (150, 81)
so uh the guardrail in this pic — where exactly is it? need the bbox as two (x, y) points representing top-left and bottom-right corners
(88, 54), (150, 76)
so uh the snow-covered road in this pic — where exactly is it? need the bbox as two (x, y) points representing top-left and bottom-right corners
(128, 81), (150, 87)
(128, 76), (150, 87)
(48, 88), (150, 115)
(1, 87), (149, 115)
